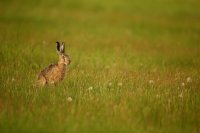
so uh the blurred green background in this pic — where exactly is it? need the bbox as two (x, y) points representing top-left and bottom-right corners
(0, 0), (200, 133)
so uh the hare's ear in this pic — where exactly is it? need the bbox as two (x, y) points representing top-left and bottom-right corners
(60, 42), (65, 53)
(56, 41), (60, 53)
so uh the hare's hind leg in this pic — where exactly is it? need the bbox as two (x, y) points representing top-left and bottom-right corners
(37, 75), (47, 86)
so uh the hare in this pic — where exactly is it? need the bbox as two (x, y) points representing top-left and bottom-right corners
(37, 41), (71, 86)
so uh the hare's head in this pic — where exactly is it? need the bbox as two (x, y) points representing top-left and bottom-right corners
(56, 41), (71, 65)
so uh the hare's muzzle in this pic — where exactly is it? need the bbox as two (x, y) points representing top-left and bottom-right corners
(64, 58), (71, 65)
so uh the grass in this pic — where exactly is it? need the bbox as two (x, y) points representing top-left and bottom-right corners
(0, 0), (200, 132)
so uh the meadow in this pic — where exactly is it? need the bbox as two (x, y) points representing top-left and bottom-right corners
(0, 0), (200, 132)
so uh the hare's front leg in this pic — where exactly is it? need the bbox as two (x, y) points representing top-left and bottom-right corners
(49, 81), (57, 87)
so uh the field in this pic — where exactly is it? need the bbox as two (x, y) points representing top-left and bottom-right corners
(0, 0), (200, 132)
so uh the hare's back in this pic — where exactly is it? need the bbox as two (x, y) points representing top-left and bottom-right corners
(40, 64), (59, 76)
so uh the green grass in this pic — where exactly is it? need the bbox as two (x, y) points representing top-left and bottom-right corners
(0, 0), (200, 132)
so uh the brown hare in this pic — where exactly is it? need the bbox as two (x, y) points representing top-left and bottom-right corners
(37, 41), (71, 86)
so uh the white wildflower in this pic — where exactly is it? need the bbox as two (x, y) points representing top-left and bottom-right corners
(81, 70), (84, 74)
(117, 82), (123, 86)
(88, 86), (93, 91)
(67, 97), (72, 102)
(186, 77), (192, 83)
(108, 82), (112, 87)
(181, 82), (185, 87)
(156, 94), (160, 98)
(149, 80), (154, 84)
(179, 93), (183, 98)
(11, 78), (15, 82)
